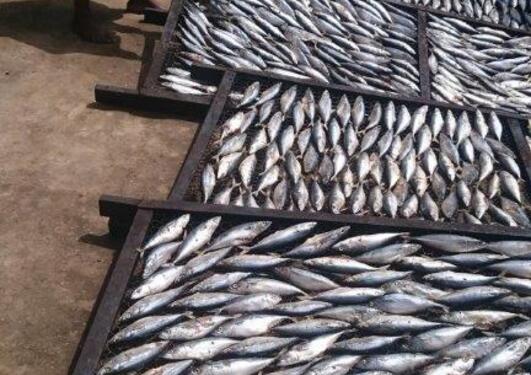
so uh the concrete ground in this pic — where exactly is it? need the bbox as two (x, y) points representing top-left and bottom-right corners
(0, 1), (197, 374)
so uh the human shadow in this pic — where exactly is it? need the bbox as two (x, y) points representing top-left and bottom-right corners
(0, 0), (145, 60)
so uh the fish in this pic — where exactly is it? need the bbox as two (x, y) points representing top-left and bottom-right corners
(487, 240), (531, 258)
(424, 271), (498, 288)
(334, 335), (403, 353)
(333, 232), (408, 254)
(169, 292), (238, 309)
(435, 286), (511, 306)
(97, 341), (169, 375)
(314, 287), (385, 304)
(205, 221), (271, 251)
(220, 293), (282, 313)
(353, 243), (421, 265)
(119, 284), (189, 322)
(229, 276), (305, 296)
(271, 300), (332, 316)
(304, 256), (377, 274)
(160, 315), (231, 340)
(471, 338), (531, 375)
(143, 241), (182, 279)
(373, 293), (446, 314)
(131, 266), (186, 300)
(141, 360), (193, 375)
(275, 266), (339, 292)
(274, 318), (350, 336)
(141, 214), (190, 251)
(411, 234), (487, 253)
(356, 353), (435, 373)
(222, 336), (298, 356)
(284, 226), (350, 257)
(439, 310), (520, 330)
(174, 216), (221, 263)
(195, 358), (275, 375)
(488, 260), (531, 278)
(305, 355), (361, 375)
(163, 337), (238, 360)
(109, 314), (185, 344)
(212, 314), (287, 338)
(410, 326), (473, 353)
(421, 358), (474, 375)
(358, 314), (442, 334)
(277, 331), (344, 366)
(219, 254), (289, 270)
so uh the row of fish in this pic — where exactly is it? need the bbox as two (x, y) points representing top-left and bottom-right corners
(198, 81), (529, 227)
(160, 66), (219, 96)
(401, 0), (531, 30)
(429, 14), (531, 116)
(171, 0), (420, 95)
(97, 214), (531, 374)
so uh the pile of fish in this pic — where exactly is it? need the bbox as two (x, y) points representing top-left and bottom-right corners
(401, 0), (531, 31)
(159, 66), (219, 97)
(429, 14), (531, 116)
(96, 214), (531, 375)
(172, 0), (420, 95)
(198, 81), (530, 227)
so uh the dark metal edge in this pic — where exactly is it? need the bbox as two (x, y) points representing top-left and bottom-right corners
(94, 84), (209, 120)
(508, 119), (531, 184)
(143, 7), (168, 25)
(161, 0), (185, 47)
(141, 200), (531, 239)
(137, 37), (157, 91)
(140, 40), (167, 96)
(69, 209), (153, 375)
(168, 70), (237, 200)
(417, 10), (430, 100)
(182, 63), (531, 121)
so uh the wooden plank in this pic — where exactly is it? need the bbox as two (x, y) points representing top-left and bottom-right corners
(69, 209), (153, 375)
(168, 70), (236, 200)
(417, 10), (431, 100)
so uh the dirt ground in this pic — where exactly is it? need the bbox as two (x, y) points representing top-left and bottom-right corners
(0, 1), (197, 373)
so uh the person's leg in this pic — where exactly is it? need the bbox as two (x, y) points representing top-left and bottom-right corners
(125, 0), (163, 15)
(72, 0), (117, 43)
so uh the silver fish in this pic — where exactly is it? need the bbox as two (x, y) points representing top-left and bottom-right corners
(142, 214), (190, 251)
(163, 337), (238, 360)
(174, 216), (221, 263)
(277, 331), (344, 367)
(97, 341), (169, 375)
(195, 358), (275, 375)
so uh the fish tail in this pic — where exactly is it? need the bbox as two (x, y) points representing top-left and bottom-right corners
(136, 247), (146, 258)
(238, 246), (252, 254)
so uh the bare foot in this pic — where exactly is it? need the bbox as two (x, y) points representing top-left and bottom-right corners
(126, 0), (163, 14)
(73, 14), (118, 44)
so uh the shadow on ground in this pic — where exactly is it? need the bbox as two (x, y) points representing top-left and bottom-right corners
(79, 232), (124, 251)
(0, 0), (144, 59)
